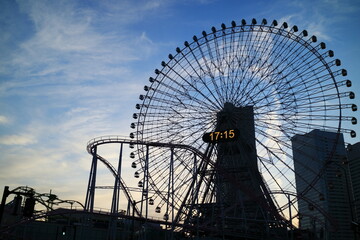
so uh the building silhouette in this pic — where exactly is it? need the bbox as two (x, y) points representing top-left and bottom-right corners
(292, 129), (354, 239)
(347, 142), (360, 226)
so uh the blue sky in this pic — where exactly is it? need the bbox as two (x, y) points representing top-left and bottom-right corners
(0, 0), (359, 210)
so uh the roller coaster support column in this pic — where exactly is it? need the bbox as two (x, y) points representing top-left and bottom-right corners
(108, 143), (124, 240)
(111, 143), (123, 214)
(146, 145), (150, 220)
(85, 146), (98, 212)
(140, 145), (150, 220)
(0, 186), (10, 226)
(165, 147), (174, 240)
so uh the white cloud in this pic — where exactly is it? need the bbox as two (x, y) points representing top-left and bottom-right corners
(278, 12), (333, 42)
(0, 116), (10, 124)
(0, 134), (37, 145)
(0, 144), (88, 201)
(0, 0), (158, 93)
(280, 0), (359, 43)
(321, 0), (360, 13)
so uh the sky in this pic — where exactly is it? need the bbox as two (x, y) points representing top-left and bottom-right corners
(0, 0), (359, 212)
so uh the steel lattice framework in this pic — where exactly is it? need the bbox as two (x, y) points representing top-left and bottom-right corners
(128, 18), (357, 239)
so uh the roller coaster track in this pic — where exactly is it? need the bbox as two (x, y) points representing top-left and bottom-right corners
(87, 136), (337, 235)
(86, 136), (209, 219)
(86, 136), (290, 230)
(87, 135), (208, 157)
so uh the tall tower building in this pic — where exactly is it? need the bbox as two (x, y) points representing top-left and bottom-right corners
(291, 129), (353, 240)
(214, 103), (286, 238)
(347, 142), (360, 224)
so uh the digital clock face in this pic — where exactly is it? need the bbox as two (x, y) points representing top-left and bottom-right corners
(202, 129), (240, 143)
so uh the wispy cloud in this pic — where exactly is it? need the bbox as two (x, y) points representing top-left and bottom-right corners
(321, 0), (360, 13)
(0, 116), (10, 124)
(0, 134), (36, 145)
(2, 0), (159, 88)
(0, 0), (159, 139)
(269, 0), (360, 43)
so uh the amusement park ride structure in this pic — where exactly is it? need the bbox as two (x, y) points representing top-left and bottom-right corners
(0, 18), (358, 240)
(84, 18), (358, 239)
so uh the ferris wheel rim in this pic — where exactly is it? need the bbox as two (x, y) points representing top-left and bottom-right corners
(129, 18), (356, 230)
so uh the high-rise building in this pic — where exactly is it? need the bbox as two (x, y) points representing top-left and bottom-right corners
(347, 142), (360, 224)
(292, 129), (354, 240)
(201, 103), (287, 238)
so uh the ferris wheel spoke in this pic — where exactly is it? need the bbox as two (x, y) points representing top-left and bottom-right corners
(227, 29), (249, 101)
(245, 28), (299, 86)
(171, 52), (224, 109)
(273, 64), (340, 97)
(157, 67), (220, 110)
(191, 38), (225, 104)
(285, 67), (343, 95)
(232, 32), (258, 100)
(156, 77), (214, 110)
(269, 42), (316, 79)
(211, 29), (228, 88)
(284, 113), (351, 122)
(226, 30), (261, 101)
(222, 28), (238, 102)
(258, 55), (326, 94)
(255, 138), (297, 191)
(259, 158), (288, 191)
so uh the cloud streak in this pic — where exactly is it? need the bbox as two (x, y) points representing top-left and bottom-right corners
(0, 134), (37, 145)
(0, 116), (10, 124)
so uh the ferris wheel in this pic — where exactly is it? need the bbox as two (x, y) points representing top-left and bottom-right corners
(129, 18), (357, 237)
